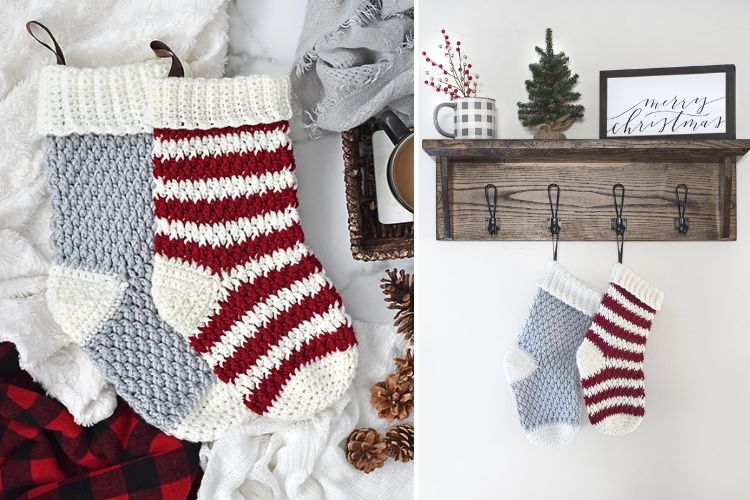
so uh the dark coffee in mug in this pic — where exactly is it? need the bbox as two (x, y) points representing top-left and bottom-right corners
(390, 136), (414, 211)
(377, 109), (414, 213)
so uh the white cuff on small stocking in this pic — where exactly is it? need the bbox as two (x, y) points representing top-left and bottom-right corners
(609, 263), (664, 311)
(537, 260), (602, 316)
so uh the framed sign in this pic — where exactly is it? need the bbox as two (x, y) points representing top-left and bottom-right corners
(599, 65), (735, 139)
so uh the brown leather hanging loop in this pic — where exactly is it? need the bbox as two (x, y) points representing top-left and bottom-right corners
(26, 21), (66, 65)
(150, 40), (184, 77)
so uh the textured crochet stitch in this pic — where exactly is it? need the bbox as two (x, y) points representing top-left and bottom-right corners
(504, 261), (601, 448)
(41, 61), (343, 442)
(147, 74), (358, 420)
(577, 263), (664, 436)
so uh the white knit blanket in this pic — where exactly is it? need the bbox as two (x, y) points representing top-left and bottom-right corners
(0, 0), (229, 425)
(198, 320), (413, 500)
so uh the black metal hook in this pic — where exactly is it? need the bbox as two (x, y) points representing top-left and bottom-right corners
(611, 184), (627, 263)
(485, 184), (499, 236)
(674, 184), (689, 235)
(547, 184), (561, 260)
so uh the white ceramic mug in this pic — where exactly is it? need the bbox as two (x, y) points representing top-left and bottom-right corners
(433, 97), (496, 138)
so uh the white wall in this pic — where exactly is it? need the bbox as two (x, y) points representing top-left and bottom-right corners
(416, 1), (750, 499)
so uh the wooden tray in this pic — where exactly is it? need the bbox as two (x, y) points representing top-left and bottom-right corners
(342, 120), (413, 260)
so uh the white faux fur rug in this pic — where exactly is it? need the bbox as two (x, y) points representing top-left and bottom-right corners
(0, 0), (230, 426)
(197, 320), (414, 500)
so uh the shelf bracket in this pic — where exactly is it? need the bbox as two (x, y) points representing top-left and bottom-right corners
(719, 155), (735, 239)
(437, 156), (453, 240)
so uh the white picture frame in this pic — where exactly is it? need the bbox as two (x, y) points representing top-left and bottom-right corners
(599, 65), (735, 139)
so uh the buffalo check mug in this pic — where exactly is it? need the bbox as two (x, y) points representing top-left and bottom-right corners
(433, 97), (496, 138)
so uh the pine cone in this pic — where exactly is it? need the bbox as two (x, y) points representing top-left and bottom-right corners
(381, 269), (412, 309)
(394, 349), (414, 382)
(345, 428), (388, 474)
(381, 269), (414, 343)
(371, 374), (414, 421)
(385, 424), (414, 462)
(393, 312), (414, 344)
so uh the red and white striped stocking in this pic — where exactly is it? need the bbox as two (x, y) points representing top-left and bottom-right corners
(147, 74), (357, 420)
(576, 264), (663, 435)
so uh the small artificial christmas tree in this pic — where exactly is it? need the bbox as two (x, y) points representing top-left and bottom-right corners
(517, 28), (584, 139)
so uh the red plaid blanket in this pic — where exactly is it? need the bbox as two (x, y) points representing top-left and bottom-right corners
(0, 342), (202, 499)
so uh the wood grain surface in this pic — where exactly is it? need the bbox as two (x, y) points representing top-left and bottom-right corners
(424, 140), (750, 242)
(422, 139), (750, 162)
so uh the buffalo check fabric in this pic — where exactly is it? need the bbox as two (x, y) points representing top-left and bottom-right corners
(0, 342), (202, 500)
(453, 98), (495, 138)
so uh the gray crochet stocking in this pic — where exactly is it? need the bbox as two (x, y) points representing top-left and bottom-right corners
(503, 261), (601, 448)
(41, 62), (255, 441)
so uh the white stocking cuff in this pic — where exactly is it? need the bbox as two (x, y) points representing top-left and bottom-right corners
(37, 60), (169, 136)
(146, 74), (292, 130)
(609, 263), (664, 311)
(538, 261), (602, 316)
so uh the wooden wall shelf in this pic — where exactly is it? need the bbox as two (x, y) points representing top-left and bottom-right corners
(422, 139), (750, 241)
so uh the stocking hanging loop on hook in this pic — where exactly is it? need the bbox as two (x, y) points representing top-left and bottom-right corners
(547, 183), (561, 260)
(485, 184), (499, 236)
(150, 40), (184, 77)
(26, 21), (66, 65)
(611, 183), (627, 263)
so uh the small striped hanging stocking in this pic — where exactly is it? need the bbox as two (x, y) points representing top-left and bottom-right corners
(147, 74), (358, 421)
(576, 264), (664, 436)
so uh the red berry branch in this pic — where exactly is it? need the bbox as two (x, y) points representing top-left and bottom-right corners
(422, 29), (479, 100)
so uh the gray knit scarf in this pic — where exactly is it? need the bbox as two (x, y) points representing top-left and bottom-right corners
(291, 0), (414, 137)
